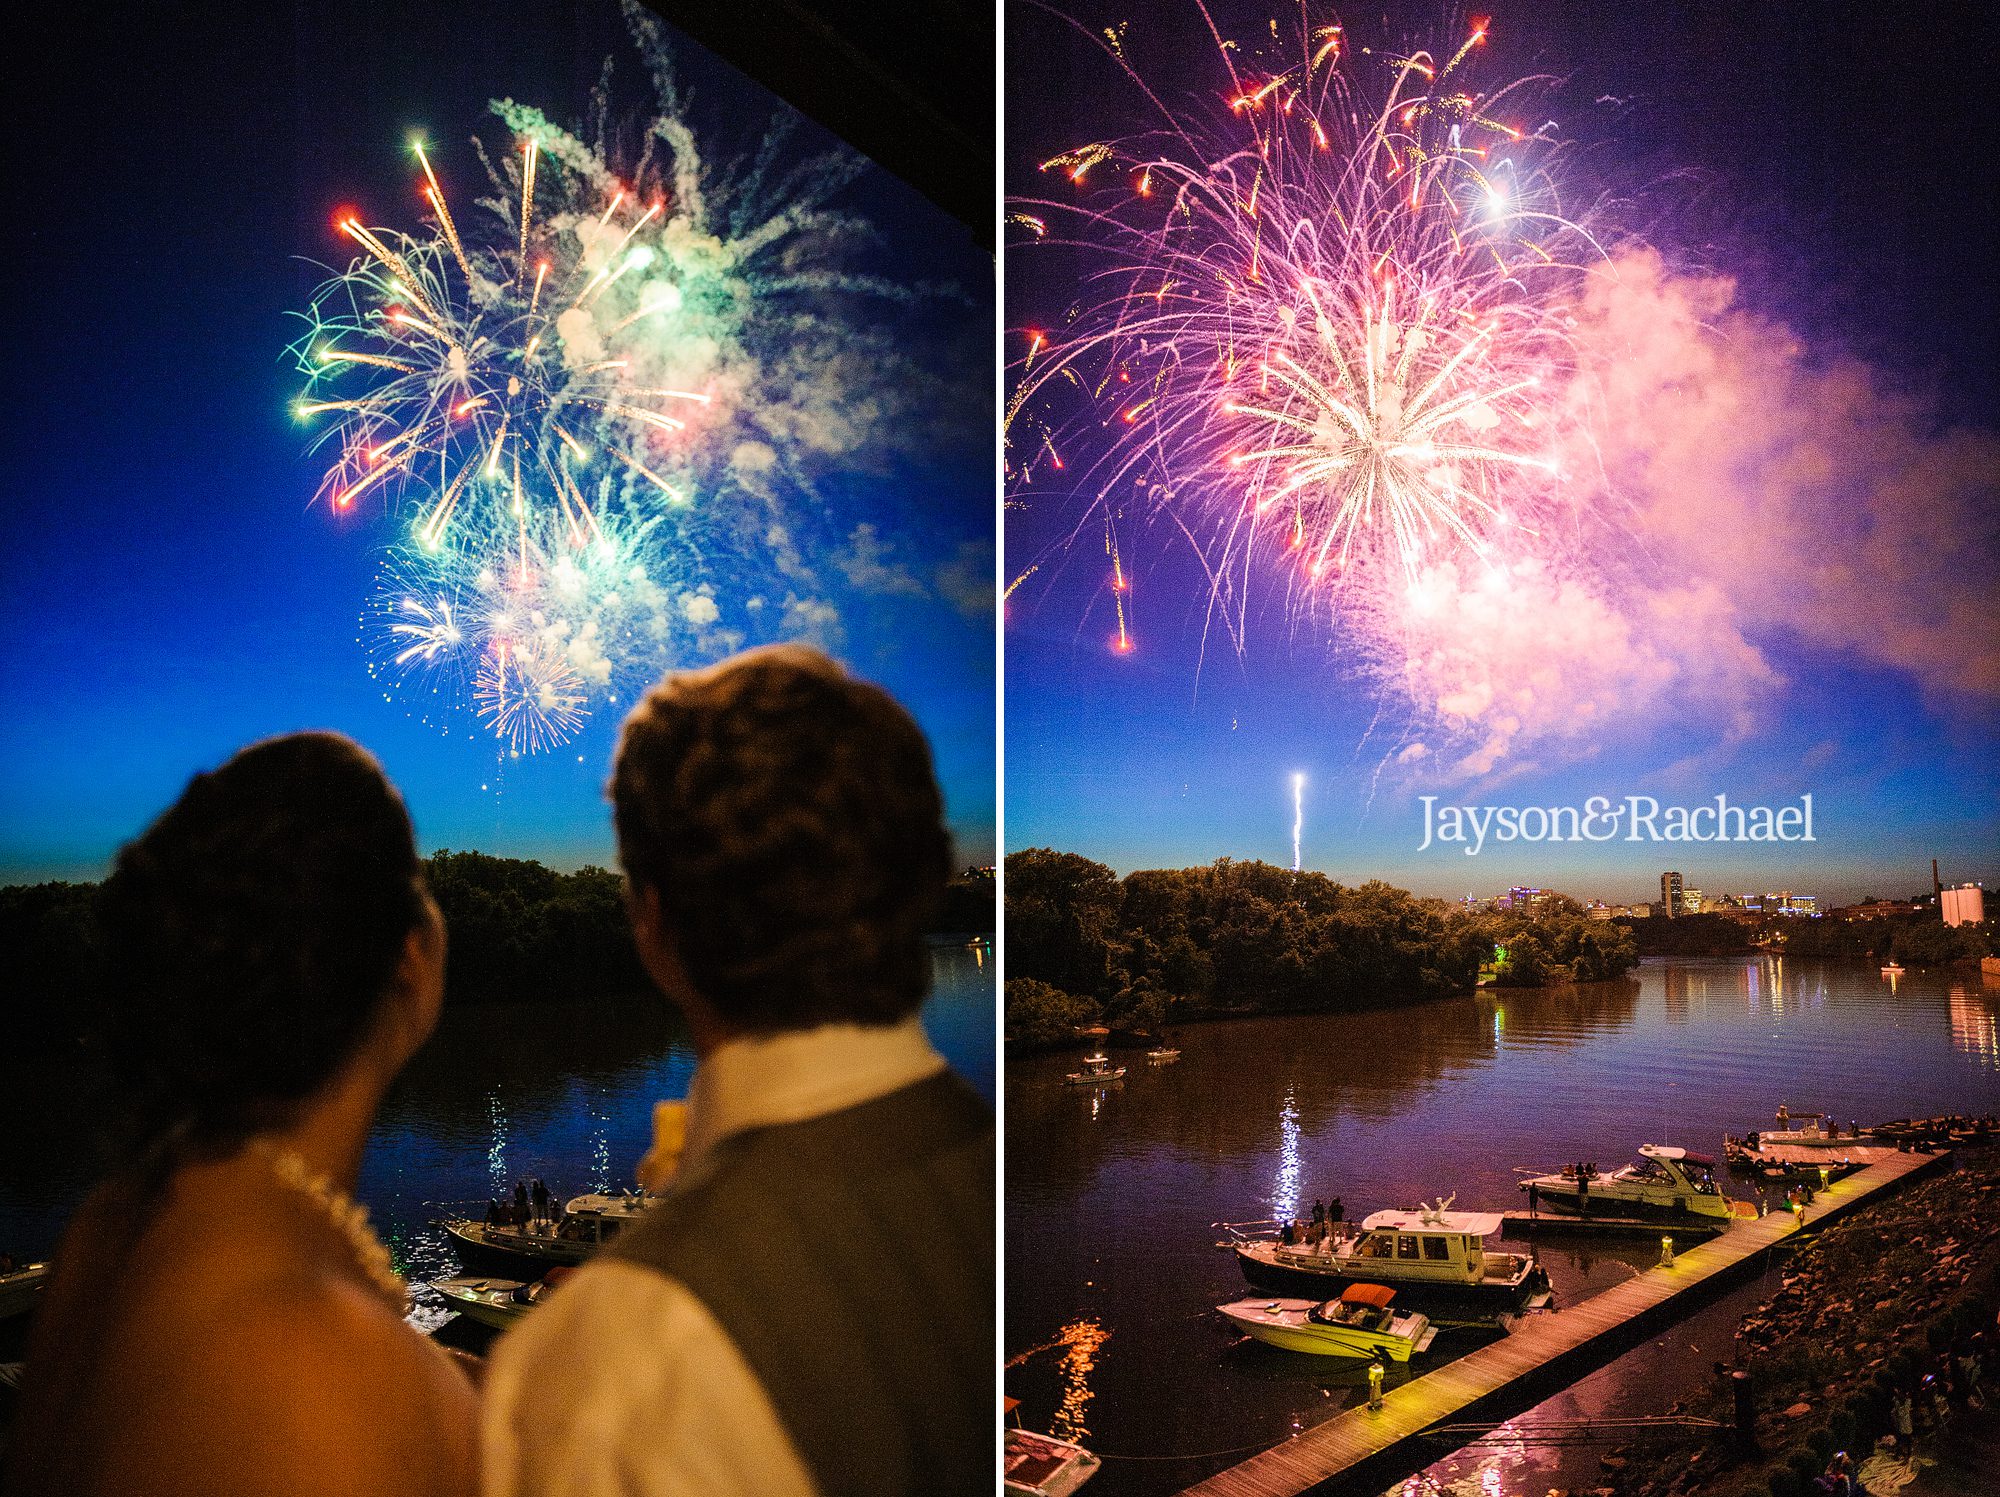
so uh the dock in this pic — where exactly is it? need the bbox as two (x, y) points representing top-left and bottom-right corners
(1499, 1205), (1749, 1239)
(1180, 1149), (1946, 1497)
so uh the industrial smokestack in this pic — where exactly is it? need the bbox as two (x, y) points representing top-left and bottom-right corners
(1934, 858), (1944, 916)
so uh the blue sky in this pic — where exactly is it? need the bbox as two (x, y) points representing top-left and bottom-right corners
(1004, 0), (1998, 906)
(0, 2), (994, 881)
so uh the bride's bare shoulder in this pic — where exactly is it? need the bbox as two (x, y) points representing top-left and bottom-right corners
(176, 1277), (478, 1497)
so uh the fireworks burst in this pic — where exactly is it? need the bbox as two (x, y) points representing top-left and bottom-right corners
(297, 1), (934, 755)
(1009, 13), (1608, 659)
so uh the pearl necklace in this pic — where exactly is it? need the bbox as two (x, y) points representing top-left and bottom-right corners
(254, 1141), (407, 1314)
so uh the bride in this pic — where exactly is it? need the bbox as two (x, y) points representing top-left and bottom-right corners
(2, 733), (475, 1496)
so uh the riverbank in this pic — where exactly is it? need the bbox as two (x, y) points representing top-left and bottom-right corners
(1578, 1149), (2000, 1497)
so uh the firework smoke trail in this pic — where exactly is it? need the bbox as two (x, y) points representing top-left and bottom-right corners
(295, 0), (933, 754)
(1291, 771), (1305, 870)
(1008, 10), (1611, 694)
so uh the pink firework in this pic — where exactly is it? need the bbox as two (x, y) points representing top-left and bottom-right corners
(1009, 13), (1609, 644)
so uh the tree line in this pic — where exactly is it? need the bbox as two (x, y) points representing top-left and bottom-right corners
(3, 854), (994, 1053)
(1003, 850), (1639, 1048)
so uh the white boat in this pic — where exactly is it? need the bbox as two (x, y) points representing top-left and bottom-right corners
(441, 1190), (655, 1267)
(1231, 1198), (1547, 1304)
(431, 1268), (573, 1329)
(1004, 1426), (1101, 1494)
(1145, 1047), (1181, 1063)
(0, 1262), (50, 1320)
(1518, 1145), (1737, 1224)
(1756, 1107), (1861, 1148)
(1063, 1054), (1126, 1085)
(1881, 963), (1905, 976)
(1219, 1282), (1436, 1361)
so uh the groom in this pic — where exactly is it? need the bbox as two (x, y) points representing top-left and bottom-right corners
(482, 645), (994, 1497)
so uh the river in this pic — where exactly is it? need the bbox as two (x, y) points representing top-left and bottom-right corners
(0, 939), (994, 1329)
(1003, 956), (2000, 1496)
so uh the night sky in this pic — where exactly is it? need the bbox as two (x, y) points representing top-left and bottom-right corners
(0, 2), (995, 881)
(1004, 0), (1999, 905)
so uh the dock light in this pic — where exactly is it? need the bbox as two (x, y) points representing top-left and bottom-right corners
(1660, 1235), (1676, 1267)
(1367, 1361), (1385, 1410)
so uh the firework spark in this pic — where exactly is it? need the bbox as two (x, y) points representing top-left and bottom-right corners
(1009, 13), (1606, 662)
(1291, 771), (1305, 870)
(295, 2), (939, 755)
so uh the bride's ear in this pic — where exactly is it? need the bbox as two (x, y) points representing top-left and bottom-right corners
(388, 892), (449, 1055)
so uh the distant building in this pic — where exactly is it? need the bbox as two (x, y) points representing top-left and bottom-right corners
(1661, 871), (1684, 918)
(1831, 900), (1922, 922)
(1681, 887), (1705, 914)
(1768, 893), (1818, 917)
(1943, 884), (1986, 928)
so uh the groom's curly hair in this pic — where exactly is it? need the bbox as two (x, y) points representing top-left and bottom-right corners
(610, 645), (949, 1031)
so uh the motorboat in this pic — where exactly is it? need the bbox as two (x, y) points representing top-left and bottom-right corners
(1229, 1197), (1548, 1304)
(1145, 1046), (1181, 1063)
(1754, 1107), (1863, 1148)
(1218, 1282), (1436, 1361)
(1063, 1054), (1126, 1085)
(1004, 1426), (1100, 1494)
(0, 1261), (50, 1320)
(431, 1267), (573, 1330)
(1881, 963), (1906, 976)
(441, 1189), (655, 1268)
(1518, 1145), (1736, 1224)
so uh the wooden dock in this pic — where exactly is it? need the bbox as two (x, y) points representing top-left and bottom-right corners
(1499, 1205), (1750, 1240)
(1180, 1150), (1946, 1497)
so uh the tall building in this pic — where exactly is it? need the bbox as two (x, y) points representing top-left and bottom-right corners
(1943, 884), (1986, 928)
(1661, 871), (1684, 918)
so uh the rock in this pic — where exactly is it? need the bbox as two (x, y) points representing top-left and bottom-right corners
(1600, 1455), (1629, 1471)
(1784, 1402), (1813, 1418)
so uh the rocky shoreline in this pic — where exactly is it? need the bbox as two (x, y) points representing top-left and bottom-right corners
(1572, 1151), (2000, 1497)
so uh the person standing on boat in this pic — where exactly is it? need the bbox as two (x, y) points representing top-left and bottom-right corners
(514, 1181), (530, 1225)
(530, 1179), (549, 1229)
(482, 646), (993, 1497)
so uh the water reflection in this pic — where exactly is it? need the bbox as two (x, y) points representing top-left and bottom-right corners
(1271, 1089), (1301, 1221)
(1950, 985), (1999, 1066)
(1006, 957), (2000, 1497)
(0, 947), (992, 1270)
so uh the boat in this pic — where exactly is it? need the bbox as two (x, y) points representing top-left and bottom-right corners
(1881, 963), (1906, 976)
(1518, 1145), (1736, 1224)
(0, 1261), (50, 1320)
(1738, 1107), (1867, 1153)
(1062, 1053), (1126, 1085)
(431, 1267), (573, 1330)
(441, 1190), (655, 1268)
(1218, 1282), (1436, 1361)
(1228, 1197), (1548, 1305)
(1004, 1426), (1100, 1495)
(1145, 1046), (1181, 1063)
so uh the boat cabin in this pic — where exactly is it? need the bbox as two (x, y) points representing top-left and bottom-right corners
(1339, 1209), (1505, 1284)
(554, 1192), (653, 1246)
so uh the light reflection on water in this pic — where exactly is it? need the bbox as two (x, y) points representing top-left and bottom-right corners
(1004, 956), (2000, 1497)
(0, 944), (994, 1293)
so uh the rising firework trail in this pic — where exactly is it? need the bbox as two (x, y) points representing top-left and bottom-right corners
(1291, 771), (1305, 870)
(1008, 11), (1609, 673)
